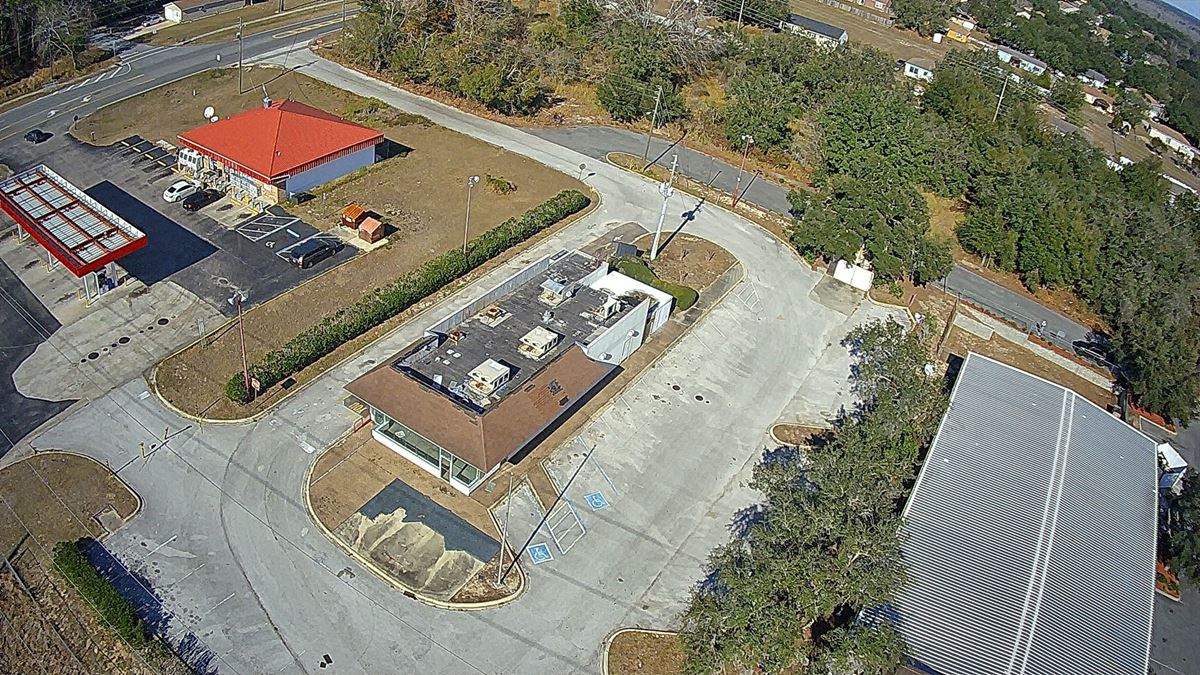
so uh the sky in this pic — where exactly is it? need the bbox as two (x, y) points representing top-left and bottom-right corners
(1161, 0), (1200, 21)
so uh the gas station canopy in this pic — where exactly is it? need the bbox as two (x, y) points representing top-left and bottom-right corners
(0, 164), (146, 277)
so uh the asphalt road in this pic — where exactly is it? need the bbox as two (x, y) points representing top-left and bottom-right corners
(532, 126), (1095, 349)
(0, 260), (75, 457)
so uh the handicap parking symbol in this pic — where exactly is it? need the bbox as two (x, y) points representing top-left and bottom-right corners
(584, 491), (609, 511)
(526, 543), (553, 565)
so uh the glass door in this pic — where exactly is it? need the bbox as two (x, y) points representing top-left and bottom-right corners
(438, 452), (452, 481)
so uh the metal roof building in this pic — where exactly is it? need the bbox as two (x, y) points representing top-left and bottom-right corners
(0, 164), (146, 277)
(877, 353), (1157, 675)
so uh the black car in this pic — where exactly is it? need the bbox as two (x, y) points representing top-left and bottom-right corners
(181, 189), (223, 212)
(285, 238), (345, 269)
(1072, 340), (1112, 367)
(23, 129), (51, 144)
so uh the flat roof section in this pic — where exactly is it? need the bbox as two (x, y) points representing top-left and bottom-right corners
(875, 353), (1158, 675)
(398, 251), (627, 411)
(0, 165), (147, 277)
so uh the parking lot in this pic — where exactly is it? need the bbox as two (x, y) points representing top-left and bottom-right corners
(13, 134), (355, 316)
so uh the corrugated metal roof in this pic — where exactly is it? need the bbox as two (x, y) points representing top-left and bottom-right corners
(878, 353), (1157, 675)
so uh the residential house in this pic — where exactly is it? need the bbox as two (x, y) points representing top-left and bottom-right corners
(1146, 121), (1198, 162)
(779, 13), (848, 50)
(1081, 84), (1113, 113)
(901, 58), (935, 83)
(992, 43), (1048, 75)
(1079, 68), (1108, 88)
(163, 0), (244, 23)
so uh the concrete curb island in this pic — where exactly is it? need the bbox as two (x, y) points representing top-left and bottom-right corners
(6, 450), (145, 538)
(600, 627), (681, 675)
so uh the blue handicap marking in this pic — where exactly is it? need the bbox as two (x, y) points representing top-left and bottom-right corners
(584, 491), (609, 511)
(526, 543), (553, 565)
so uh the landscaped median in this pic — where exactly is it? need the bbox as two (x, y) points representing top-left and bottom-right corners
(224, 189), (590, 403)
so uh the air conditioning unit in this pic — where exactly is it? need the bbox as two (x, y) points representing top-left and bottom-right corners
(467, 359), (511, 397)
(477, 305), (510, 327)
(518, 326), (560, 359)
(539, 278), (575, 306)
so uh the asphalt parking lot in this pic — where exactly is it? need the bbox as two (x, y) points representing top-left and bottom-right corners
(0, 259), (75, 458)
(6, 135), (353, 317)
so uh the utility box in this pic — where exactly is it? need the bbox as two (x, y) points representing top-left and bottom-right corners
(358, 216), (384, 244)
(342, 203), (367, 229)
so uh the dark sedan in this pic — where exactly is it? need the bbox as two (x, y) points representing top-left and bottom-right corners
(23, 129), (51, 144)
(284, 238), (345, 269)
(180, 189), (223, 212)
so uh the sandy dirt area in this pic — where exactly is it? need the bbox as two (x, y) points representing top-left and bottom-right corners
(607, 630), (687, 675)
(633, 233), (738, 291)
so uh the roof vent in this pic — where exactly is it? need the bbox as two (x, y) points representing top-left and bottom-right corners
(519, 326), (560, 360)
(477, 305), (511, 327)
(467, 359), (511, 399)
(539, 278), (575, 307)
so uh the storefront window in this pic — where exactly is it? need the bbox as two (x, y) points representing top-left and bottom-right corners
(451, 458), (481, 489)
(375, 416), (441, 469)
(373, 409), (484, 491)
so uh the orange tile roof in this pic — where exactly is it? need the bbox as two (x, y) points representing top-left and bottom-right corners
(178, 99), (382, 183)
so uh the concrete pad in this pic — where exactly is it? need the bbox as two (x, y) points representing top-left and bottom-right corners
(953, 311), (995, 340)
(809, 275), (864, 316)
(13, 280), (224, 401)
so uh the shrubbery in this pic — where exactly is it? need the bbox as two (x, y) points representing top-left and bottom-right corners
(611, 256), (699, 310)
(226, 190), (591, 402)
(53, 538), (151, 651)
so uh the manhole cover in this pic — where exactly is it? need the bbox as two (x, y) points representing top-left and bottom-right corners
(672, 384), (681, 391)
(157, 318), (169, 326)
(695, 394), (704, 401)
(118, 336), (130, 344)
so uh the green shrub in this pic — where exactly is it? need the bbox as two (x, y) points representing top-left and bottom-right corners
(611, 256), (698, 310)
(226, 190), (591, 402)
(53, 538), (150, 651)
(485, 173), (517, 194)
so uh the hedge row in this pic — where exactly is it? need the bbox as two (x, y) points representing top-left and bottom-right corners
(611, 256), (699, 310)
(53, 538), (151, 651)
(226, 189), (591, 402)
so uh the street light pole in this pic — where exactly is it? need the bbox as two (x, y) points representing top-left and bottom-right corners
(732, 135), (753, 208)
(237, 19), (244, 94)
(737, 0), (747, 27)
(650, 154), (678, 262)
(463, 175), (480, 255)
(228, 291), (250, 399)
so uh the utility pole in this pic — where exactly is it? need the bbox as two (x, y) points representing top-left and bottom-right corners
(279, 0), (285, 14)
(642, 85), (663, 162)
(237, 18), (244, 94)
(341, 0), (347, 34)
(993, 76), (1008, 123)
(732, 135), (753, 208)
(463, 175), (480, 254)
(737, 0), (747, 27)
(650, 154), (678, 262)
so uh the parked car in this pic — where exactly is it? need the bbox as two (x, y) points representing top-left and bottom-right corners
(181, 189), (223, 212)
(162, 179), (198, 203)
(1072, 340), (1112, 367)
(23, 129), (51, 144)
(285, 238), (345, 269)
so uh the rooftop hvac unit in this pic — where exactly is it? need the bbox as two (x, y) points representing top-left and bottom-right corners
(539, 277), (575, 307)
(477, 305), (510, 327)
(467, 359), (511, 398)
(518, 326), (560, 360)
(593, 295), (622, 321)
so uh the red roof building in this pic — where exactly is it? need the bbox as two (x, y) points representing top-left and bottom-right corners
(177, 99), (383, 205)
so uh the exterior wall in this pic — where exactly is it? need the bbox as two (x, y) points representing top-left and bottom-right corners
(283, 145), (375, 197)
(583, 300), (650, 365)
(164, 3), (182, 21)
(1149, 127), (1197, 160)
(904, 64), (934, 82)
(370, 407), (497, 495)
(588, 271), (673, 334)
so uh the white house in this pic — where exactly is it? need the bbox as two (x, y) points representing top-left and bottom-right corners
(163, 0), (244, 23)
(901, 58), (936, 83)
(1147, 121), (1198, 162)
(779, 13), (848, 50)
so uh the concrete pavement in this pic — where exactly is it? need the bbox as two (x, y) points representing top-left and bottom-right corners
(19, 52), (903, 674)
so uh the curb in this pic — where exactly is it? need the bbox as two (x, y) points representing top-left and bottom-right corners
(147, 192), (601, 424)
(767, 422), (833, 448)
(301, 433), (526, 611)
(7, 450), (144, 539)
(600, 627), (680, 675)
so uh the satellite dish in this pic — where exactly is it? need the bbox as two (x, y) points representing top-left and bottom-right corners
(210, 115), (219, 123)
(203, 105), (215, 119)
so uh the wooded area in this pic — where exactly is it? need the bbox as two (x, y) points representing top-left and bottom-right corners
(335, 0), (1200, 422)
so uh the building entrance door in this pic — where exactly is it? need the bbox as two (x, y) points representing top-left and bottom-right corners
(438, 453), (452, 481)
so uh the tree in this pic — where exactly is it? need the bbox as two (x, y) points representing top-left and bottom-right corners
(679, 319), (946, 674)
(1050, 77), (1084, 123)
(1110, 88), (1147, 132)
(723, 68), (795, 151)
(712, 0), (787, 26)
(891, 0), (953, 37)
(1165, 477), (1200, 584)
(560, 0), (600, 34)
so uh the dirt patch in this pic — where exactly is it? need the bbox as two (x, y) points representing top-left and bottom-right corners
(772, 424), (828, 447)
(448, 552), (521, 604)
(0, 163), (10, 180)
(75, 66), (380, 148)
(943, 326), (1115, 410)
(0, 453), (138, 554)
(607, 630), (687, 675)
(125, 69), (586, 418)
(632, 233), (737, 292)
(0, 453), (185, 674)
